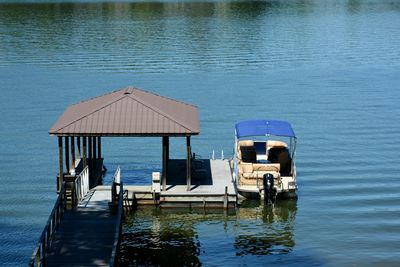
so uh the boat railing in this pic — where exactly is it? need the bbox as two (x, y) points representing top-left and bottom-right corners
(29, 182), (67, 267)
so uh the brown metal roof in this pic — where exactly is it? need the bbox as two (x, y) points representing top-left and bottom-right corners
(49, 87), (200, 136)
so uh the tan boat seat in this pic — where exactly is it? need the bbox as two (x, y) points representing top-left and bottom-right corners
(252, 163), (280, 172)
(238, 140), (254, 147)
(238, 162), (280, 186)
(238, 140), (257, 163)
(238, 162), (253, 173)
(267, 140), (288, 149)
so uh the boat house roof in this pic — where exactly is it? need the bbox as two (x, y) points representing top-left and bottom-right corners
(49, 87), (200, 136)
(235, 119), (296, 139)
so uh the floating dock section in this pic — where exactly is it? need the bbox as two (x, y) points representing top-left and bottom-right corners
(125, 159), (237, 208)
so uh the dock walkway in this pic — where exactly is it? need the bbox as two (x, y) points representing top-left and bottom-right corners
(44, 187), (118, 267)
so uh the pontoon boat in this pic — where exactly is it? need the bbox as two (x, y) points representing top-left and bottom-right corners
(233, 120), (297, 203)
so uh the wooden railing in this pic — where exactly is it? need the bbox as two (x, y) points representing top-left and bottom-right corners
(29, 183), (67, 267)
(111, 166), (121, 205)
(73, 166), (89, 206)
(110, 166), (124, 266)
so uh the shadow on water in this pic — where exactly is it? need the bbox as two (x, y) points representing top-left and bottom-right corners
(119, 200), (297, 266)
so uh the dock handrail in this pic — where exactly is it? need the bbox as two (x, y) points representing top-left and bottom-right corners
(73, 166), (89, 206)
(29, 182), (67, 267)
(111, 166), (121, 205)
(110, 167), (124, 266)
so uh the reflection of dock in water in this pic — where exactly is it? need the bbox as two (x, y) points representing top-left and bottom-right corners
(120, 208), (211, 266)
(120, 201), (297, 264)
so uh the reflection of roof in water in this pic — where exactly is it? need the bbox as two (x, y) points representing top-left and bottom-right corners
(121, 209), (201, 266)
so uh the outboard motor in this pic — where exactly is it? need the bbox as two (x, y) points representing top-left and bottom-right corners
(263, 173), (276, 205)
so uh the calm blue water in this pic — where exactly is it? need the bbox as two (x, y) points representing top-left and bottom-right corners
(1, 0), (400, 266)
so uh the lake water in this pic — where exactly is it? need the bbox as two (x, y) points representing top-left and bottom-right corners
(1, 0), (400, 266)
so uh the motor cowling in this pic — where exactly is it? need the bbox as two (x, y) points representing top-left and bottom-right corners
(263, 173), (276, 205)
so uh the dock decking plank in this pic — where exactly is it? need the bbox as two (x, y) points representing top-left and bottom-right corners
(44, 188), (117, 267)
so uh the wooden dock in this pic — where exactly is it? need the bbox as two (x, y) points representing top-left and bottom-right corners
(30, 168), (124, 267)
(44, 188), (118, 266)
(32, 88), (239, 266)
(31, 160), (236, 266)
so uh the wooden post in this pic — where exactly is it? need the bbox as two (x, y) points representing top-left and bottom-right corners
(58, 136), (63, 192)
(162, 136), (168, 191)
(223, 186), (228, 209)
(93, 137), (97, 180)
(97, 136), (101, 159)
(83, 137), (87, 167)
(186, 136), (191, 191)
(166, 136), (169, 179)
(70, 136), (75, 172)
(57, 136), (64, 192)
(65, 137), (69, 174)
(77, 136), (81, 159)
(88, 137), (92, 170)
(93, 136), (97, 160)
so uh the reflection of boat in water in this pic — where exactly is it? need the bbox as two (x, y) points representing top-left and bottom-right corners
(234, 200), (297, 256)
(120, 201), (297, 264)
(233, 120), (298, 202)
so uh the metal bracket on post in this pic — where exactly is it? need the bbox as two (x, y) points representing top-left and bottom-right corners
(152, 172), (161, 203)
(152, 172), (161, 193)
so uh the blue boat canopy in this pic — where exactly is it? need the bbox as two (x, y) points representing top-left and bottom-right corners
(235, 120), (296, 139)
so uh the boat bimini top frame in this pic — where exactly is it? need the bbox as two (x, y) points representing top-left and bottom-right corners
(234, 119), (297, 158)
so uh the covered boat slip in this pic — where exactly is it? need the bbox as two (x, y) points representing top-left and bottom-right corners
(31, 86), (236, 266)
(49, 86), (236, 206)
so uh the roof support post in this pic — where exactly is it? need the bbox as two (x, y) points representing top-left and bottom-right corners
(88, 136), (92, 172)
(65, 137), (69, 174)
(166, 137), (169, 174)
(70, 136), (75, 172)
(58, 136), (63, 192)
(77, 136), (81, 159)
(93, 136), (97, 160)
(97, 136), (101, 159)
(162, 136), (169, 191)
(83, 136), (87, 168)
(186, 136), (191, 191)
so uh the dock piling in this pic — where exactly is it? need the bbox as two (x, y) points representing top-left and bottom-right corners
(223, 186), (228, 209)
